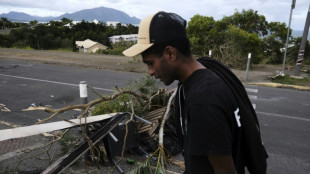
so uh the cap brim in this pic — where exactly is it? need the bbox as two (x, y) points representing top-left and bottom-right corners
(123, 43), (154, 57)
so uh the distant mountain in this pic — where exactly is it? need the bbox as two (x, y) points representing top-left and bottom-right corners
(0, 6), (140, 24)
(0, 11), (54, 22)
(56, 7), (140, 24)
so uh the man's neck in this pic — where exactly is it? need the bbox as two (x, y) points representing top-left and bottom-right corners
(178, 56), (206, 83)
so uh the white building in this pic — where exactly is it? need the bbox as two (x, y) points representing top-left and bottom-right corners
(106, 21), (120, 27)
(93, 19), (99, 24)
(109, 34), (138, 44)
(75, 39), (107, 53)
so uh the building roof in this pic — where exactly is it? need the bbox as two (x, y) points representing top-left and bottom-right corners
(109, 34), (138, 39)
(75, 39), (98, 49)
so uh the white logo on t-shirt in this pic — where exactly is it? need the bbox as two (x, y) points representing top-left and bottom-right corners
(234, 108), (241, 127)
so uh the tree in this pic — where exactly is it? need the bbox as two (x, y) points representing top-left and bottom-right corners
(222, 9), (268, 36)
(61, 17), (72, 25)
(262, 22), (290, 64)
(0, 17), (13, 29)
(29, 20), (38, 27)
(49, 21), (63, 27)
(126, 24), (139, 34)
(268, 22), (290, 42)
(287, 37), (310, 65)
(0, 34), (12, 47)
(212, 25), (262, 68)
(262, 35), (284, 64)
(187, 14), (220, 56)
(187, 14), (262, 68)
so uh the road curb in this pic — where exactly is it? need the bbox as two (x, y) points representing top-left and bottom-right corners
(246, 82), (310, 91)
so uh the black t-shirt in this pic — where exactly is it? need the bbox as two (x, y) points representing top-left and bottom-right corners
(178, 69), (242, 174)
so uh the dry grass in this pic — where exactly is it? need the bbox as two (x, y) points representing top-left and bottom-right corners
(1, 48), (309, 85)
(0, 48), (147, 73)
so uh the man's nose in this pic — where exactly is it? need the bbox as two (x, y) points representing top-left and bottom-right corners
(148, 67), (155, 76)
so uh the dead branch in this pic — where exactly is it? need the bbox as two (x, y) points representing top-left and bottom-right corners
(16, 129), (71, 169)
(0, 103), (11, 112)
(22, 89), (150, 125)
(111, 99), (136, 174)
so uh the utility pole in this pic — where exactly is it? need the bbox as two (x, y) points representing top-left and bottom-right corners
(282, 0), (296, 73)
(294, 3), (310, 76)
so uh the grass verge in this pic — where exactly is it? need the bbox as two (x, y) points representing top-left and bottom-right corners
(272, 75), (310, 86)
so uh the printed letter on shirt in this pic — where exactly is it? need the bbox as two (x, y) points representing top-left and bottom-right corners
(234, 108), (241, 127)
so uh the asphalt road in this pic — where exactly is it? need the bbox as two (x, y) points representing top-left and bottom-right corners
(0, 59), (143, 125)
(0, 59), (309, 173)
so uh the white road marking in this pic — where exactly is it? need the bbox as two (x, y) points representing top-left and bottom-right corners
(256, 111), (310, 122)
(246, 88), (258, 110)
(246, 88), (258, 93)
(248, 95), (258, 100)
(0, 73), (114, 92)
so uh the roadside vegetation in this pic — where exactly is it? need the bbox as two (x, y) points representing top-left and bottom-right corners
(272, 74), (310, 86)
(0, 17), (138, 52)
(91, 74), (162, 117)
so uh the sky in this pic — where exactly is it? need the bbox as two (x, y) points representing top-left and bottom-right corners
(0, 0), (309, 30)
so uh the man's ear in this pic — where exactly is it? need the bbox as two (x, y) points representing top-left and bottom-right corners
(163, 46), (177, 62)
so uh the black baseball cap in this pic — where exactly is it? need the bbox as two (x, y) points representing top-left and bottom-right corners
(123, 11), (187, 57)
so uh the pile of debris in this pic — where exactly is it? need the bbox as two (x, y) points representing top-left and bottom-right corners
(40, 89), (182, 174)
(268, 70), (285, 81)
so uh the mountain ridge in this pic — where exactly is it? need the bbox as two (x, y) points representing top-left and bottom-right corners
(0, 6), (140, 24)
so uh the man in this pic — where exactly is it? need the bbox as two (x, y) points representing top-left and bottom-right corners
(123, 11), (267, 174)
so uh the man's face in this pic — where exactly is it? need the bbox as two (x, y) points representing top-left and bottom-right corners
(142, 54), (176, 86)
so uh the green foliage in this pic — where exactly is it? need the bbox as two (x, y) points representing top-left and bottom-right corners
(0, 17), (13, 29)
(268, 22), (290, 41)
(222, 9), (268, 36)
(61, 17), (72, 25)
(126, 158), (137, 166)
(0, 19), (138, 51)
(126, 160), (153, 174)
(287, 37), (310, 65)
(224, 26), (262, 64)
(261, 22), (290, 64)
(61, 38), (72, 49)
(186, 9), (292, 67)
(187, 15), (219, 56)
(60, 133), (79, 154)
(96, 40), (136, 55)
(91, 94), (133, 115)
(29, 20), (38, 27)
(91, 75), (163, 117)
(0, 34), (12, 47)
(272, 75), (309, 86)
(262, 35), (284, 64)
(187, 14), (262, 68)
(131, 74), (160, 95)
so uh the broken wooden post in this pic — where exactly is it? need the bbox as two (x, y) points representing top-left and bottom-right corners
(0, 113), (117, 141)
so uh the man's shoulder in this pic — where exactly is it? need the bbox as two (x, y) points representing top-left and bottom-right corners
(186, 69), (231, 94)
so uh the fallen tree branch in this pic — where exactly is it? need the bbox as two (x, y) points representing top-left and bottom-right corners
(16, 129), (71, 169)
(0, 103), (11, 112)
(159, 89), (177, 146)
(22, 89), (150, 125)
